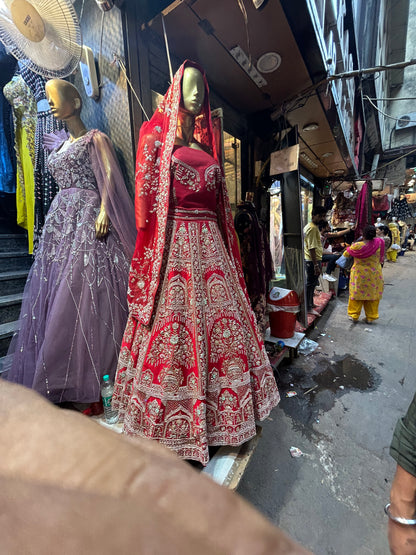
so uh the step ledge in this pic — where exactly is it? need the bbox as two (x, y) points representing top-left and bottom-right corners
(0, 320), (19, 339)
(0, 293), (23, 306)
(0, 251), (31, 258)
(0, 270), (29, 280)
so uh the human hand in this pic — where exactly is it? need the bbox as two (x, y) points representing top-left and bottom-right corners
(388, 518), (416, 554)
(388, 465), (416, 554)
(95, 208), (109, 239)
(314, 264), (321, 276)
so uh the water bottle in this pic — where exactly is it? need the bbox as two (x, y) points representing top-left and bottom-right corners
(101, 374), (118, 424)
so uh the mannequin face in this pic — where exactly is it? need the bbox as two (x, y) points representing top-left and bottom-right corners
(181, 67), (205, 116)
(45, 79), (81, 120)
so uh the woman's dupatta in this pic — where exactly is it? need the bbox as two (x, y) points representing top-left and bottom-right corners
(346, 237), (385, 264)
(128, 61), (246, 326)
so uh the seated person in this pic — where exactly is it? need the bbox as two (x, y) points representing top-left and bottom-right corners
(408, 230), (415, 251)
(319, 220), (352, 281)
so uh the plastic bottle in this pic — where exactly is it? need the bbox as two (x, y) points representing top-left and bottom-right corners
(101, 374), (118, 424)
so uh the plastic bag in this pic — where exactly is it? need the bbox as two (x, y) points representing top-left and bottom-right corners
(298, 338), (319, 355)
(335, 254), (353, 270)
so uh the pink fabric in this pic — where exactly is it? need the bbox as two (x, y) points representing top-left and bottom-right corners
(347, 237), (385, 263)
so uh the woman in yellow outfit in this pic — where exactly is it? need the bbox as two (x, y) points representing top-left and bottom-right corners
(344, 225), (385, 323)
(386, 221), (401, 263)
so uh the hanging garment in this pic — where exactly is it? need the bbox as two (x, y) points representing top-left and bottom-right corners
(234, 201), (273, 334)
(354, 181), (369, 239)
(372, 194), (389, 212)
(391, 198), (412, 220)
(113, 61), (280, 466)
(5, 130), (136, 404)
(331, 192), (356, 227)
(0, 44), (17, 193)
(3, 75), (36, 253)
(19, 66), (67, 250)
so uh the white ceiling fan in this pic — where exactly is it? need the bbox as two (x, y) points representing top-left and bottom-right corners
(0, 0), (83, 78)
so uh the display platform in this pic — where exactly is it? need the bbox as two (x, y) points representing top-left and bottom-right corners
(264, 329), (305, 359)
(93, 417), (261, 491)
(202, 426), (262, 489)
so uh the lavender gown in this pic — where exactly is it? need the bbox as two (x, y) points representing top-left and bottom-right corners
(6, 129), (136, 403)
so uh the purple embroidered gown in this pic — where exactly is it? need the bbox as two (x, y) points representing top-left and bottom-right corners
(5, 130), (136, 403)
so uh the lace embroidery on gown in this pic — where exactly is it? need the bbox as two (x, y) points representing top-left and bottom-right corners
(113, 146), (280, 465)
(5, 130), (134, 404)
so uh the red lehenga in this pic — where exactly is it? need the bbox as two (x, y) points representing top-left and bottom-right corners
(113, 61), (280, 465)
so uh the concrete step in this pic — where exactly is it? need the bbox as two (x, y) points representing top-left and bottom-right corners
(0, 320), (19, 357)
(0, 252), (33, 272)
(0, 293), (23, 324)
(0, 270), (28, 295)
(0, 233), (28, 253)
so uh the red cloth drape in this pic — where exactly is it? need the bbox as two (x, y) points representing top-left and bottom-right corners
(128, 61), (246, 326)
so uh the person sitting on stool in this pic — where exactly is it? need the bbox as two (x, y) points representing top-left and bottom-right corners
(318, 220), (353, 281)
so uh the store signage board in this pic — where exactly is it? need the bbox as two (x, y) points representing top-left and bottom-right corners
(270, 145), (299, 175)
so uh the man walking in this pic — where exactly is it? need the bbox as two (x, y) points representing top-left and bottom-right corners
(304, 206), (328, 316)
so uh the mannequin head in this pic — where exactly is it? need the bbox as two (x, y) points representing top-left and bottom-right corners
(45, 79), (82, 120)
(181, 66), (205, 116)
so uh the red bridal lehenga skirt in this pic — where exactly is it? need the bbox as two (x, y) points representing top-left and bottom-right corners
(113, 208), (280, 465)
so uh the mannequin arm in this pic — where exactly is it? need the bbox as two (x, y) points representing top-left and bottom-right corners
(93, 134), (112, 239)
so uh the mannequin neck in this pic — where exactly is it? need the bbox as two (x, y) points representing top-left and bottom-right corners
(65, 115), (88, 141)
(176, 109), (196, 146)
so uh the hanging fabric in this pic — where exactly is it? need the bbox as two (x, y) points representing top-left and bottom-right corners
(19, 65), (67, 250)
(3, 75), (37, 253)
(0, 43), (17, 194)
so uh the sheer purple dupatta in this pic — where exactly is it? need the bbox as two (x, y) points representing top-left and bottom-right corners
(88, 132), (136, 260)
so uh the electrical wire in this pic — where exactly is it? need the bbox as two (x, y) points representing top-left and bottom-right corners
(113, 54), (150, 120)
(364, 95), (416, 123)
(78, 0), (86, 22)
(236, 0), (251, 68)
(98, 10), (105, 88)
(367, 97), (416, 101)
(161, 14), (173, 83)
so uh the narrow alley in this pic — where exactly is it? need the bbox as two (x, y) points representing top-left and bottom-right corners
(238, 252), (416, 555)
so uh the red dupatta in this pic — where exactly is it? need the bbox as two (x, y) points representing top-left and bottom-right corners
(128, 60), (246, 326)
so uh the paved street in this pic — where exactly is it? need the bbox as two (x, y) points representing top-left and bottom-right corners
(238, 252), (416, 555)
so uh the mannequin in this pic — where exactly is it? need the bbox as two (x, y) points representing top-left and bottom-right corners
(387, 219), (401, 262)
(5, 79), (136, 405)
(113, 61), (280, 466)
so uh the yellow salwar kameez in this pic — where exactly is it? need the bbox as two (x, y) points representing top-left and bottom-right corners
(3, 75), (36, 254)
(344, 241), (384, 322)
(386, 222), (401, 263)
